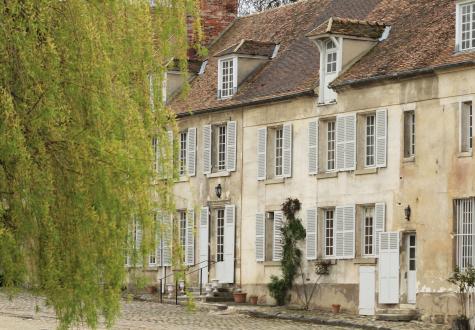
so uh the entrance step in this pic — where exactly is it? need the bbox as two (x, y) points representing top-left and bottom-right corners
(376, 306), (419, 322)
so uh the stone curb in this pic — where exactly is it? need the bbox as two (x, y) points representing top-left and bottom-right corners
(238, 310), (393, 330)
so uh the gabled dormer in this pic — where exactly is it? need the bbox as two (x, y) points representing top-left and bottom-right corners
(307, 17), (388, 105)
(163, 59), (204, 103)
(214, 39), (278, 99)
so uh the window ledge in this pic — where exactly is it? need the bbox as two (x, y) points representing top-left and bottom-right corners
(265, 178), (285, 185)
(177, 176), (190, 183)
(403, 156), (415, 163)
(317, 100), (337, 107)
(207, 171), (230, 178)
(457, 151), (473, 158)
(316, 172), (338, 180)
(263, 261), (281, 267)
(354, 257), (377, 265)
(355, 168), (378, 176)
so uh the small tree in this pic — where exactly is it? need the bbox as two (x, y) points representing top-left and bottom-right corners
(268, 198), (306, 305)
(448, 267), (475, 320)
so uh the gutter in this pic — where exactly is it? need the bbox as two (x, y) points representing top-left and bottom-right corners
(175, 90), (315, 118)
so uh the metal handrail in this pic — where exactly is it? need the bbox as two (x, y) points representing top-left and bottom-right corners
(158, 259), (213, 281)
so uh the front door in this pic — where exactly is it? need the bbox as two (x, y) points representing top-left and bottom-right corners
(407, 233), (417, 304)
(359, 266), (376, 315)
(215, 205), (236, 284)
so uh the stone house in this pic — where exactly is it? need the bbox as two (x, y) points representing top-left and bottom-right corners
(142, 0), (475, 323)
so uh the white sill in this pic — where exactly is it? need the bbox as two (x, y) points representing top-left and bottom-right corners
(265, 177), (285, 185)
(403, 156), (415, 163)
(457, 151), (473, 158)
(176, 176), (190, 182)
(207, 171), (230, 178)
(317, 100), (337, 107)
(354, 257), (377, 265)
(355, 168), (378, 176)
(316, 172), (338, 179)
(263, 261), (281, 267)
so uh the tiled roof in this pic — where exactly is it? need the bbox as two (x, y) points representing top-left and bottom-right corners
(171, 0), (475, 116)
(306, 17), (386, 39)
(214, 40), (277, 58)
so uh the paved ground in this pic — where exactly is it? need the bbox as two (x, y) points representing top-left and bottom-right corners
(0, 292), (347, 329)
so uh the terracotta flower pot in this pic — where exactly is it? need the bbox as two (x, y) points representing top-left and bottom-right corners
(331, 304), (341, 314)
(233, 292), (247, 303)
(249, 295), (258, 305)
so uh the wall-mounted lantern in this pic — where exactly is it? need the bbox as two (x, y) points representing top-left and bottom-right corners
(404, 205), (411, 221)
(215, 184), (222, 199)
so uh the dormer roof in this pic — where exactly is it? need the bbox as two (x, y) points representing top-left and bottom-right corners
(168, 59), (203, 75)
(214, 39), (277, 58)
(306, 17), (387, 40)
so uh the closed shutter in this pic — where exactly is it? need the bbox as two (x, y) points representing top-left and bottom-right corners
(379, 232), (400, 304)
(226, 121), (237, 172)
(374, 203), (386, 257)
(203, 125), (212, 175)
(187, 128), (196, 176)
(256, 213), (265, 262)
(306, 208), (317, 260)
(135, 218), (142, 253)
(335, 205), (355, 259)
(282, 123), (292, 178)
(376, 109), (387, 168)
(336, 116), (345, 170)
(345, 114), (356, 170)
(273, 211), (284, 261)
(223, 205), (236, 283)
(162, 214), (172, 266)
(257, 128), (267, 180)
(308, 121), (318, 175)
(185, 209), (195, 266)
(199, 207), (209, 284)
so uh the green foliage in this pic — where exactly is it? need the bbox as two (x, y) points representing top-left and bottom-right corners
(268, 198), (306, 306)
(448, 266), (475, 317)
(0, 0), (201, 328)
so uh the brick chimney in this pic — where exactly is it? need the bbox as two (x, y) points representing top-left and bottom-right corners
(198, 0), (238, 45)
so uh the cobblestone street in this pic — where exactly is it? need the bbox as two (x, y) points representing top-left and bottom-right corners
(0, 293), (347, 330)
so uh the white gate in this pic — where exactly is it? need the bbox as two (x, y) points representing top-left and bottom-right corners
(359, 266), (376, 315)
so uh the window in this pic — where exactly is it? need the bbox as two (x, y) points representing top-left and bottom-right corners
(219, 58), (236, 99)
(362, 206), (375, 256)
(149, 252), (156, 266)
(461, 101), (473, 153)
(327, 120), (336, 171)
(365, 115), (376, 167)
(152, 136), (159, 173)
(216, 124), (227, 171)
(275, 127), (284, 176)
(326, 40), (337, 74)
(204, 121), (236, 175)
(458, 1), (475, 51)
(179, 211), (187, 262)
(324, 209), (334, 257)
(179, 131), (187, 176)
(455, 198), (475, 270)
(216, 209), (225, 262)
(404, 111), (416, 158)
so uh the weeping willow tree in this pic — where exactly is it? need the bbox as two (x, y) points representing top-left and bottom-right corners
(0, 0), (203, 328)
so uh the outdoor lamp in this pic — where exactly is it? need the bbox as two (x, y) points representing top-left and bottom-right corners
(215, 184), (222, 199)
(404, 205), (411, 221)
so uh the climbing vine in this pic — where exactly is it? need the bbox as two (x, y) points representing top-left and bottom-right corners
(268, 198), (306, 305)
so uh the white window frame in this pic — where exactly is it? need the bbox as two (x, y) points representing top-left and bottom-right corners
(218, 56), (238, 99)
(362, 206), (375, 257)
(216, 208), (225, 262)
(455, 197), (475, 270)
(323, 208), (335, 258)
(456, 1), (475, 52)
(365, 114), (376, 168)
(326, 120), (336, 172)
(179, 210), (187, 263)
(216, 124), (227, 172)
(326, 40), (338, 74)
(179, 131), (187, 176)
(275, 127), (284, 177)
(460, 101), (473, 153)
(404, 110), (416, 158)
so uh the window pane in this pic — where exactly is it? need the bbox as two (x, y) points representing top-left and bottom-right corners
(179, 131), (187, 176)
(217, 125), (227, 171)
(365, 115), (375, 167)
(220, 59), (235, 97)
(217, 209), (225, 262)
(363, 207), (374, 256)
(324, 209), (334, 257)
(275, 128), (283, 176)
(455, 198), (475, 270)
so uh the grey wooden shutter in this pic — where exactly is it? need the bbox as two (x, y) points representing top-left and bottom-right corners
(376, 109), (387, 168)
(156, 212), (162, 266)
(226, 121), (237, 172)
(187, 128), (196, 176)
(335, 205), (355, 259)
(185, 209), (195, 266)
(308, 121), (318, 175)
(162, 214), (172, 266)
(203, 125), (212, 175)
(257, 128), (267, 180)
(135, 218), (142, 251)
(166, 131), (174, 178)
(199, 207), (209, 284)
(345, 114), (356, 170)
(374, 203), (386, 257)
(306, 208), (317, 260)
(283, 123), (293, 178)
(336, 116), (345, 170)
(255, 213), (265, 262)
(273, 211), (284, 261)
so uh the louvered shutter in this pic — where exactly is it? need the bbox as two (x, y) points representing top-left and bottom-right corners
(166, 131), (174, 178)
(203, 125), (212, 175)
(345, 114), (356, 170)
(255, 213), (265, 262)
(223, 205), (236, 283)
(282, 124), (292, 178)
(335, 206), (355, 259)
(376, 109), (387, 168)
(162, 214), (172, 266)
(308, 121), (318, 175)
(374, 203), (386, 257)
(135, 219), (142, 251)
(226, 121), (237, 172)
(187, 128), (196, 176)
(148, 74), (155, 112)
(336, 116), (346, 170)
(306, 209), (317, 260)
(273, 211), (284, 261)
(185, 209), (195, 266)
(257, 128), (267, 180)
(156, 212), (162, 266)
(199, 207), (209, 284)
(379, 232), (400, 304)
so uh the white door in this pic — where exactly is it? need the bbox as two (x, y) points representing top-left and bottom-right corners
(407, 234), (417, 304)
(215, 208), (225, 281)
(199, 207), (209, 285)
(216, 206), (236, 284)
(379, 232), (400, 304)
(359, 266), (376, 315)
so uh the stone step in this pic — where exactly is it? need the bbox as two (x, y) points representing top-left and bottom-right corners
(376, 308), (418, 315)
(375, 313), (417, 322)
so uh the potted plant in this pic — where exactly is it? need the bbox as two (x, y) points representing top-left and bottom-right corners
(233, 288), (247, 303)
(249, 295), (258, 305)
(448, 266), (475, 330)
(331, 304), (341, 314)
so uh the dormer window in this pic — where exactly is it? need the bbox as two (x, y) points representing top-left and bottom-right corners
(218, 57), (237, 99)
(457, 1), (475, 51)
(326, 40), (338, 74)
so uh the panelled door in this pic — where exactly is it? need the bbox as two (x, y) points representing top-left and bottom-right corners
(407, 234), (417, 304)
(216, 205), (236, 284)
(359, 266), (376, 315)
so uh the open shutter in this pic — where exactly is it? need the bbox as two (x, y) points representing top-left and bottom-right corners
(379, 232), (400, 304)
(187, 128), (196, 176)
(336, 116), (345, 170)
(376, 109), (387, 168)
(162, 214), (172, 266)
(306, 209), (317, 260)
(135, 219), (142, 251)
(203, 125), (211, 175)
(166, 131), (174, 178)
(256, 213), (265, 262)
(273, 211), (284, 261)
(257, 128), (267, 180)
(345, 114), (356, 170)
(283, 123), (293, 178)
(223, 205), (236, 283)
(185, 209), (195, 266)
(374, 203), (386, 257)
(199, 207), (209, 284)
(308, 121), (318, 175)
(226, 121), (237, 172)
(335, 205), (355, 259)
(156, 212), (162, 266)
